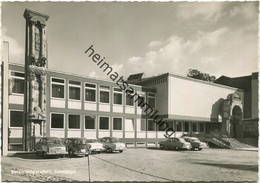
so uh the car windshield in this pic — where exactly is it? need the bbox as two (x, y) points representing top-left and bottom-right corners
(178, 138), (186, 143)
(110, 138), (119, 143)
(86, 139), (99, 143)
(72, 139), (87, 144)
(191, 139), (200, 143)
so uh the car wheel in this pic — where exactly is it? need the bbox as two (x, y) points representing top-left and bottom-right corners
(175, 147), (179, 151)
(198, 148), (202, 151)
(119, 150), (123, 153)
(107, 148), (113, 153)
(159, 145), (164, 149)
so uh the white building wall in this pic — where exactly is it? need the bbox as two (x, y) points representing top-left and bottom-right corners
(168, 75), (238, 120)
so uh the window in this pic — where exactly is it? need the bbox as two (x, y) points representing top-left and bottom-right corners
(69, 80), (81, 100)
(51, 113), (64, 128)
(147, 93), (156, 108)
(141, 119), (146, 131)
(125, 118), (134, 131)
(113, 88), (122, 105)
(199, 123), (204, 132)
(113, 118), (122, 130)
(100, 85), (110, 103)
(176, 121), (182, 131)
(137, 96), (145, 107)
(11, 71), (24, 94)
(51, 78), (65, 98)
(35, 31), (41, 51)
(192, 122), (197, 132)
(99, 116), (109, 130)
(148, 119), (155, 131)
(85, 115), (95, 129)
(184, 122), (189, 132)
(68, 114), (80, 129)
(85, 83), (96, 102)
(158, 120), (168, 131)
(10, 111), (23, 127)
(126, 95), (134, 106)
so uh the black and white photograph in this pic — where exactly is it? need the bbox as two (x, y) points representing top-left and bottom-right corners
(0, 1), (259, 182)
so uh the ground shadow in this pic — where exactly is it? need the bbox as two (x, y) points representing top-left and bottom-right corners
(193, 162), (258, 172)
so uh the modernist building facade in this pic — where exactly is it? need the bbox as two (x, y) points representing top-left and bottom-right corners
(1, 9), (258, 153)
(6, 62), (258, 151)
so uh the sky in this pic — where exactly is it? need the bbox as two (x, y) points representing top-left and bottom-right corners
(2, 2), (259, 80)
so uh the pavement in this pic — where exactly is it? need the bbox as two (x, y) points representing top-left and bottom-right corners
(2, 148), (258, 182)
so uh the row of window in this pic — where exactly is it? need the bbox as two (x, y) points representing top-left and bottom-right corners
(51, 113), (127, 130)
(9, 111), (204, 133)
(10, 73), (141, 106)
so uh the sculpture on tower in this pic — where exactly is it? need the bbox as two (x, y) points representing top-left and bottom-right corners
(23, 9), (49, 151)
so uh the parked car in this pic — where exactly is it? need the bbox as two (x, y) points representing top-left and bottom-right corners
(159, 137), (192, 150)
(183, 137), (208, 150)
(65, 138), (91, 157)
(99, 137), (126, 153)
(86, 139), (104, 154)
(35, 137), (67, 158)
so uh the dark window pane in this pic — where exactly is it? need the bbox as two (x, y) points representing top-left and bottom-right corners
(137, 96), (145, 107)
(147, 97), (155, 108)
(69, 86), (80, 100)
(85, 89), (96, 102)
(126, 95), (134, 106)
(148, 120), (155, 131)
(52, 84), (64, 98)
(52, 78), (64, 83)
(141, 119), (146, 131)
(85, 116), (95, 129)
(100, 91), (109, 103)
(51, 113), (64, 128)
(199, 123), (204, 132)
(176, 122), (182, 131)
(85, 83), (96, 88)
(192, 123), (197, 132)
(69, 80), (81, 85)
(12, 78), (24, 94)
(113, 118), (122, 130)
(114, 93), (122, 105)
(158, 121), (168, 131)
(184, 122), (189, 132)
(99, 117), (109, 130)
(10, 111), (23, 127)
(69, 115), (80, 129)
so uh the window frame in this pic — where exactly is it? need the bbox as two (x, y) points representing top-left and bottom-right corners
(99, 116), (110, 130)
(84, 115), (96, 130)
(10, 71), (25, 95)
(84, 82), (97, 103)
(113, 87), (123, 105)
(68, 114), (81, 130)
(50, 112), (65, 130)
(9, 110), (24, 128)
(68, 80), (81, 101)
(99, 85), (110, 104)
(112, 117), (123, 131)
(51, 77), (66, 99)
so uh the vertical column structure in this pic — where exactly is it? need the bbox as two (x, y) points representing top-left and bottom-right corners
(23, 9), (49, 151)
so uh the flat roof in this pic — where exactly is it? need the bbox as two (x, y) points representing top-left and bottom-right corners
(8, 62), (142, 88)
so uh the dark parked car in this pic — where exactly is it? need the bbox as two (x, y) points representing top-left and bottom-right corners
(183, 137), (208, 150)
(35, 137), (67, 158)
(99, 137), (126, 153)
(65, 138), (91, 157)
(159, 137), (192, 150)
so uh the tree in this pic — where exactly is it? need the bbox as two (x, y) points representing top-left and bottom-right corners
(187, 69), (216, 82)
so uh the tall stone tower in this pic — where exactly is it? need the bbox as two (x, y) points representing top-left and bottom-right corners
(23, 9), (49, 151)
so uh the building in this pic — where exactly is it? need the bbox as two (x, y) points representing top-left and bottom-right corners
(1, 9), (258, 154)
(5, 62), (258, 152)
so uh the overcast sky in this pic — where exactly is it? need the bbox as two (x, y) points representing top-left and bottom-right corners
(2, 2), (258, 79)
